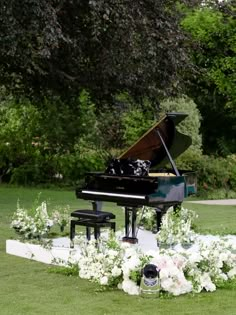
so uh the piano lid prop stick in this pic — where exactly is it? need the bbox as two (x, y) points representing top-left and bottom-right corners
(155, 129), (180, 176)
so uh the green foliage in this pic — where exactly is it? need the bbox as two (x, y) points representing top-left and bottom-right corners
(177, 152), (236, 197)
(182, 2), (236, 154)
(0, 90), (107, 185)
(160, 96), (202, 152)
(57, 140), (107, 184)
(116, 93), (155, 147)
(0, 0), (201, 102)
(77, 90), (100, 145)
(182, 4), (236, 106)
(96, 105), (124, 150)
(48, 265), (79, 277)
(121, 109), (155, 146)
(0, 98), (42, 183)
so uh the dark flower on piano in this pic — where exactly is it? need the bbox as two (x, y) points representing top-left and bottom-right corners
(105, 158), (151, 176)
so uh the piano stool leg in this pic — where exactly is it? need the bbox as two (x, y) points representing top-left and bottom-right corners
(94, 226), (101, 240)
(86, 227), (91, 241)
(70, 220), (76, 248)
(111, 222), (116, 233)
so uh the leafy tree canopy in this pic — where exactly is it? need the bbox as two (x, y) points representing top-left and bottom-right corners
(0, 0), (200, 103)
(182, 0), (236, 154)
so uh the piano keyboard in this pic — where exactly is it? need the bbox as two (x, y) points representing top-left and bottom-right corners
(81, 190), (146, 199)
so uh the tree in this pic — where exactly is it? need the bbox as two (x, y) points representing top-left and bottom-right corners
(0, 0), (200, 103)
(182, 0), (236, 154)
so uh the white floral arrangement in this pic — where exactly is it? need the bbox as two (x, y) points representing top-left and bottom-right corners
(76, 233), (124, 287)
(11, 199), (53, 240)
(66, 232), (236, 296)
(137, 206), (156, 231)
(51, 205), (70, 232)
(156, 206), (198, 246)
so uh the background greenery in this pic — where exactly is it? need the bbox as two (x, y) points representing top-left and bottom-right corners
(1, 186), (236, 315)
(1, 1), (236, 313)
(0, 2), (236, 193)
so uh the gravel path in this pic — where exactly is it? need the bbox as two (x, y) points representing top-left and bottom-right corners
(186, 199), (236, 205)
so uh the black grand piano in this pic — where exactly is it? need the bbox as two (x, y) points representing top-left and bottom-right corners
(76, 112), (196, 243)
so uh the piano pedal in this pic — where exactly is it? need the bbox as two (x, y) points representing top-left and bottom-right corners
(152, 228), (158, 234)
(122, 236), (138, 244)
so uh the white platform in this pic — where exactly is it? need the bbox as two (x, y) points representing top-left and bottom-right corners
(5, 229), (157, 265)
(6, 239), (81, 265)
(6, 229), (236, 265)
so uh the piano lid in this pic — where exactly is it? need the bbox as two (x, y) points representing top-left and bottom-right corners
(119, 112), (192, 167)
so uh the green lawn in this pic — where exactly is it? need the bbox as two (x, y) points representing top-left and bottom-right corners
(0, 186), (236, 315)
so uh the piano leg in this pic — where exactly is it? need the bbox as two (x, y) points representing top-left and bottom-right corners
(155, 208), (162, 232)
(155, 204), (181, 232)
(94, 226), (101, 240)
(86, 227), (91, 241)
(70, 220), (76, 248)
(125, 207), (130, 237)
(122, 207), (138, 244)
(132, 208), (137, 239)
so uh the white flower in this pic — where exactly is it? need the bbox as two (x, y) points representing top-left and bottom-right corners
(228, 267), (236, 279)
(187, 251), (202, 264)
(107, 249), (118, 258)
(121, 279), (140, 295)
(100, 276), (109, 285)
(199, 273), (216, 292)
(111, 266), (122, 277)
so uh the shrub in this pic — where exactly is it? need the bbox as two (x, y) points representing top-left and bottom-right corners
(57, 140), (107, 184)
(177, 152), (236, 198)
(159, 96), (202, 153)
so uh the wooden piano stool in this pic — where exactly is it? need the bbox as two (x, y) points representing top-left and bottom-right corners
(70, 210), (116, 248)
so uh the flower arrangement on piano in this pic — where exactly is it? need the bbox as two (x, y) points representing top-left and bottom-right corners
(156, 206), (198, 247)
(70, 231), (236, 296)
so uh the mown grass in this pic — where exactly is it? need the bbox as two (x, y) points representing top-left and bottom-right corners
(0, 186), (236, 315)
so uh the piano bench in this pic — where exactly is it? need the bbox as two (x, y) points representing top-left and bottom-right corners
(70, 210), (116, 248)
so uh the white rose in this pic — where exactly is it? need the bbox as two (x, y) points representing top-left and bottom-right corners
(100, 276), (109, 285)
(111, 266), (122, 277)
(122, 279), (140, 295)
